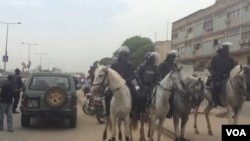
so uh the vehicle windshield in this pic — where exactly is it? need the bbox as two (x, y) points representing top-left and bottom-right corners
(29, 75), (70, 91)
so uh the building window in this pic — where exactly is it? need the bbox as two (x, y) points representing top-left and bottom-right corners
(186, 27), (193, 34)
(203, 20), (213, 31)
(172, 33), (178, 39)
(179, 26), (185, 32)
(194, 43), (200, 50)
(242, 31), (250, 40)
(227, 27), (240, 36)
(213, 38), (223, 46)
(178, 47), (186, 53)
(228, 9), (240, 19)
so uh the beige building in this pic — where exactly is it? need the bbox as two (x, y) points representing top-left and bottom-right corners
(154, 40), (171, 65)
(172, 0), (250, 72)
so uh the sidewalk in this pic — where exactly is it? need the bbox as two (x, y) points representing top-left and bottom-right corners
(161, 101), (250, 141)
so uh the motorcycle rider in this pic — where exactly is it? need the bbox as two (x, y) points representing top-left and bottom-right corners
(136, 52), (161, 108)
(158, 50), (178, 118)
(209, 42), (235, 107)
(104, 46), (138, 119)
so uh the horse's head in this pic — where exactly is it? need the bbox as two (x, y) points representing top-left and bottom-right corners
(91, 66), (109, 96)
(161, 64), (185, 93)
(230, 64), (250, 96)
(184, 75), (205, 105)
(185, 75), (204, 94)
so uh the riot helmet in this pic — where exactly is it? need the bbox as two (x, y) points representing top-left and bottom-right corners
(166, 50), (178, 62)
(118, 46), (130, 57)
(217, 42), (232, 56)
(117, 46), (130, 63)
(145, 52), (159, 65)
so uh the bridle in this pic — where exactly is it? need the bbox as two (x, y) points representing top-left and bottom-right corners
(229, 65), (250, 95)
(160, 69), (185, 93)
(92, 68), (109, 90)
(92, 67), (121, 92)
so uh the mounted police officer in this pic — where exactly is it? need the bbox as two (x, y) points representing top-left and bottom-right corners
(159, 50), (178, 79)
(104, 46), (138, 118)
(209, 42), (235, 107)
(158, 50), (178, 118)
(136, 52), (161, 108)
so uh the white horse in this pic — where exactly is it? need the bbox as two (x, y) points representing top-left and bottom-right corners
(91, 66), (132, 141)
(171, 75), (205, 141)
(130, 64), (186, 141)
(194, 64), (250, 135)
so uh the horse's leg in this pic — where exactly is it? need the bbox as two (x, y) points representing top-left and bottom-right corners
(110, 115), (116, 141)
(173, 115), (180, 141)
(226, 105), (233, 124)
(129, 119), (134, 141)
(139, 114), (146, 141)
(103, 116), (111, 141)
(157, 117), (165, 141)
(233, 107), (242, 124)
(148, 115), (156, 141)
(205, 105), (213, 135)
(118, 118), (122, 141)
(123, 116), (130, 141)
(193, 105), (200, 134)
(180, 115), (189, 141)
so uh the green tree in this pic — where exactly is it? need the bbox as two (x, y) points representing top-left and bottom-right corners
(113, 36), (154, 67)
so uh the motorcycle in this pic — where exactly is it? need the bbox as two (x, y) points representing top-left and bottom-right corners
(82, 93), (105, 124)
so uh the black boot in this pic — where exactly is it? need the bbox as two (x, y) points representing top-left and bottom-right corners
(105, 102), (110, 116)
(166, 92), (173, 118)
(145, 94), (151, 108)
(166, 106), (173, 118)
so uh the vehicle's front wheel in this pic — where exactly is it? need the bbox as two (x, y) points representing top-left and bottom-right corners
(21, 114), (31, 127)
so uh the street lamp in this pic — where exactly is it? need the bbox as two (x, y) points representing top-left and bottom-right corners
(35, 52), (47, 71)
(0, 22), (21, 74)
(44, 58), (53, 71)
(21, 42), (38, 72)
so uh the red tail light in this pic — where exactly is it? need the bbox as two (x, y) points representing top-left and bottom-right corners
(21, 99), (26, 106)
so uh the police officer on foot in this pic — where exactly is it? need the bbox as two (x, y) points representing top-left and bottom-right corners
(105, 46), (138, 119)
(159, 50), (178, 118)
(13, 68), (23, 113)
(210, 42), (235, 107)
(136, 52), (161, 108)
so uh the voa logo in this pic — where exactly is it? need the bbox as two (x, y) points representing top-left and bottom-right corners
(226, 129), (246, 136)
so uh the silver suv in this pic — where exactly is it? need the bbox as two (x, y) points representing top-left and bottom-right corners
(20, 72), (81, 128)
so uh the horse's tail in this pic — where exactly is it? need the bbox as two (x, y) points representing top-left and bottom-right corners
(130, 118), (138, 130)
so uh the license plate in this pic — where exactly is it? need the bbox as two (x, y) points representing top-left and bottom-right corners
(27, 99), (39, 108)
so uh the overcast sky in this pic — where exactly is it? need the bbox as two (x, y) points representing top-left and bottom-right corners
(0, 0), (215, 74)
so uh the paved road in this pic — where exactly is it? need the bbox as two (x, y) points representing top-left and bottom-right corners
(0, 90), (173, 141)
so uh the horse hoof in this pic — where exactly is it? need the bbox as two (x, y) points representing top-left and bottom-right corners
(118, 132), (122, 140)
(180, 137), (186, 141)
(208, 130), (213, 135)
(194, 130), (200, 134)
